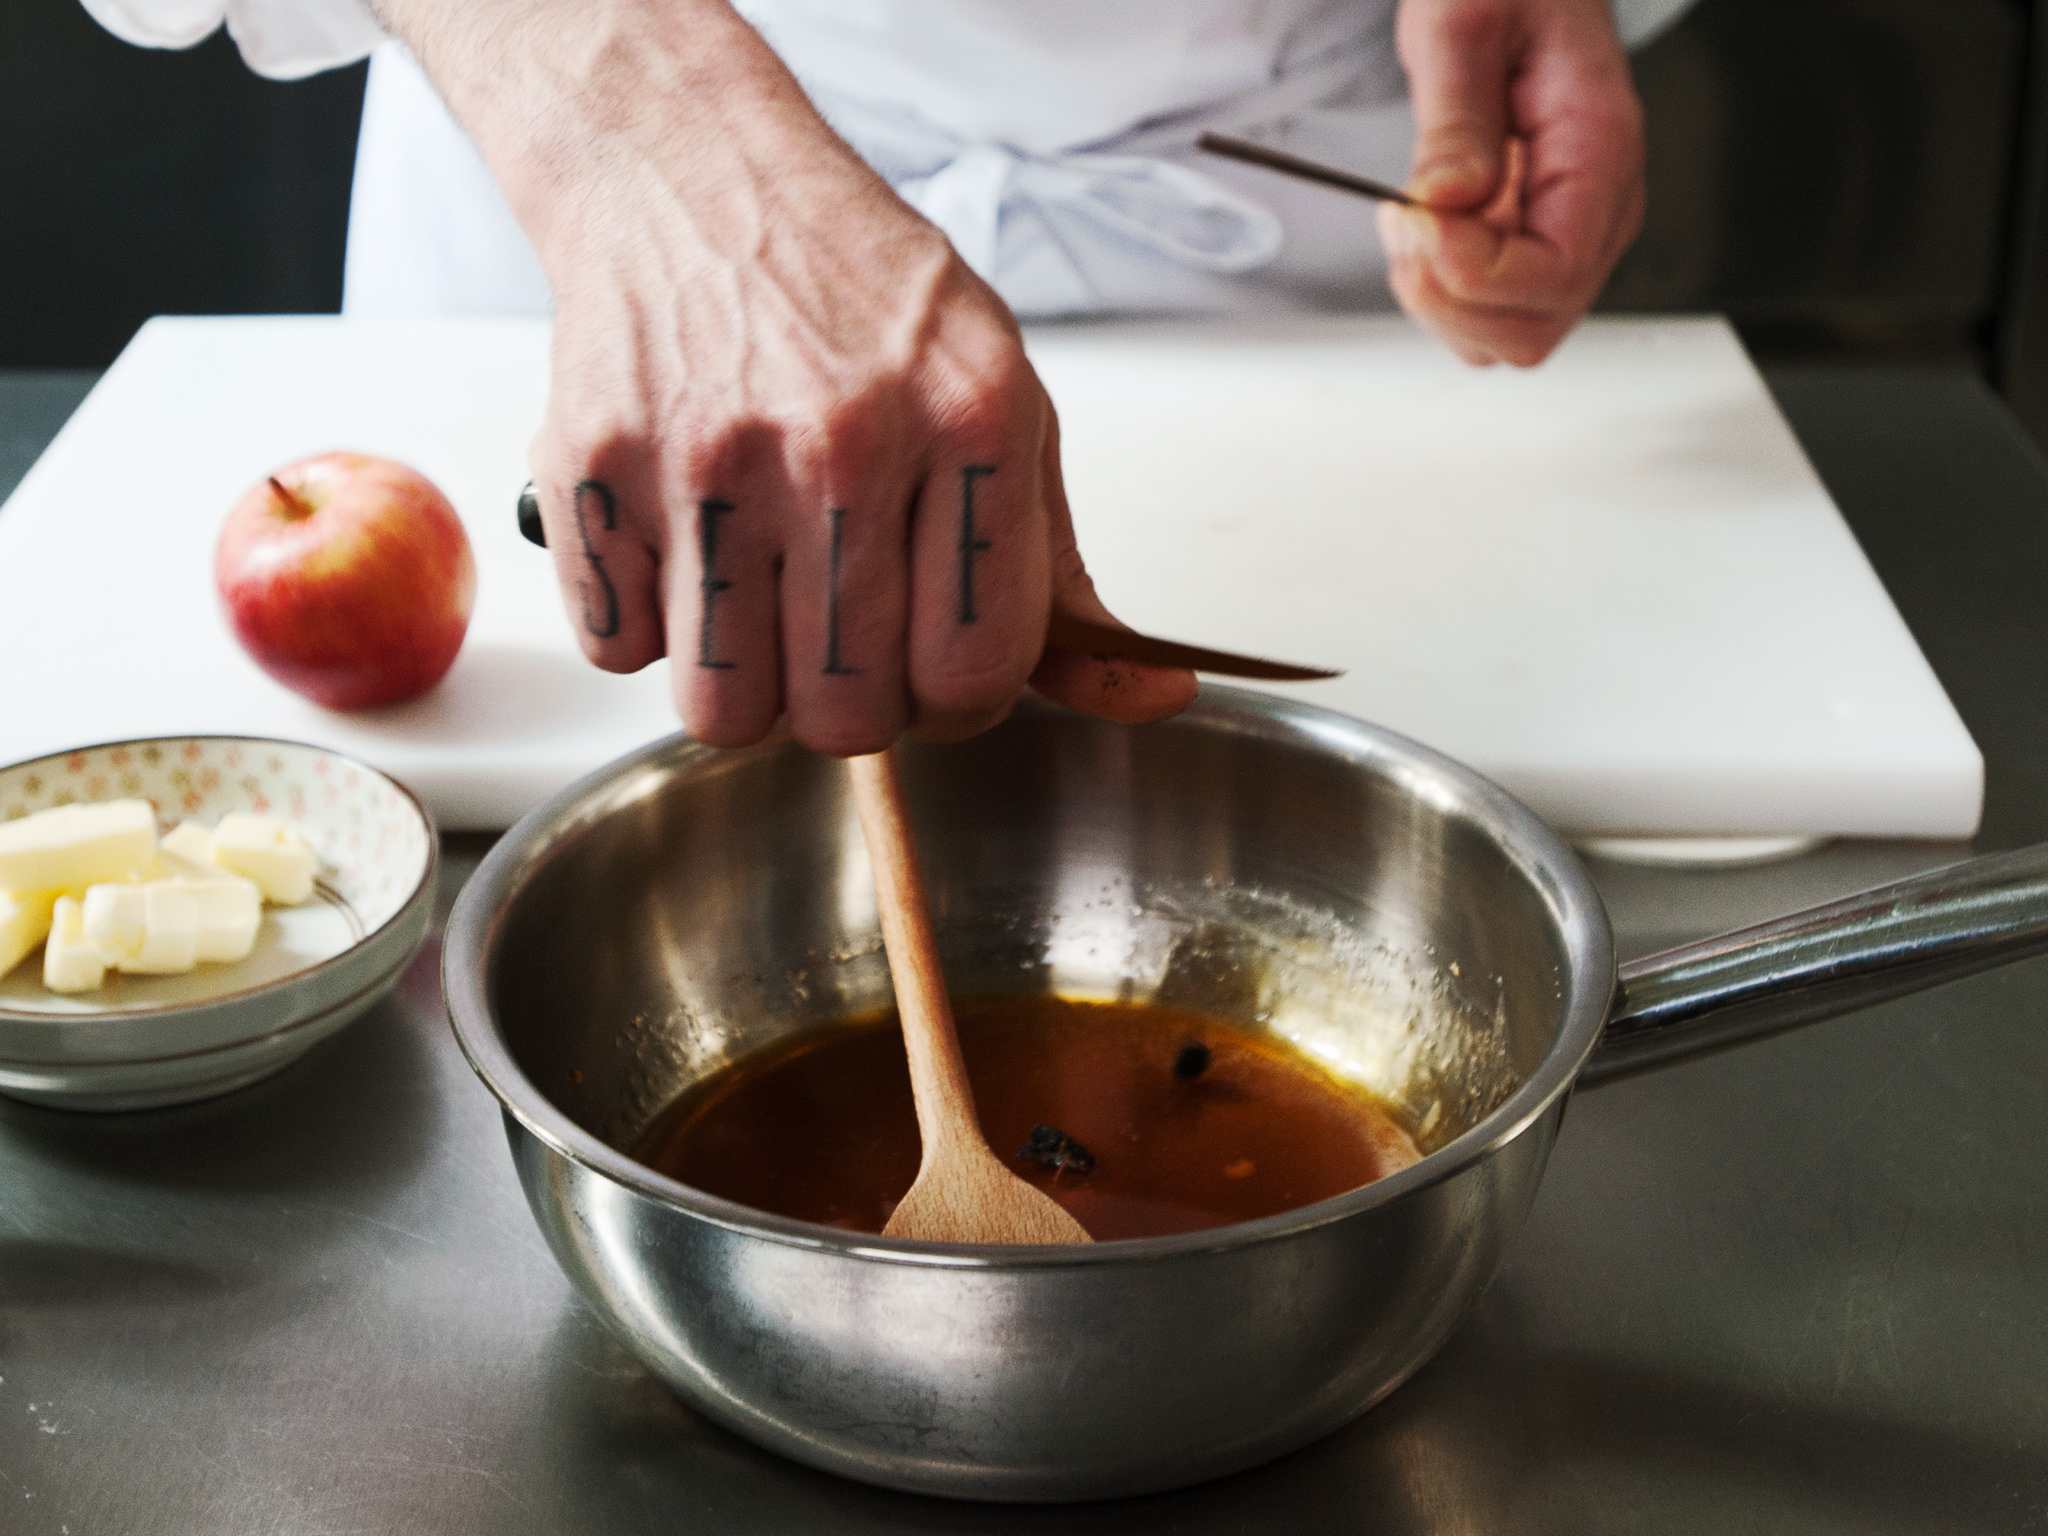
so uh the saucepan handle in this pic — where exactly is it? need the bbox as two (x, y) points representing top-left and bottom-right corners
(1581, 842), (2048, 1086)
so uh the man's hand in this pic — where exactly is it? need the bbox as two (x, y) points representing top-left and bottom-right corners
(378, 0), (1194, 754)
(1380, 0), (1645, 366)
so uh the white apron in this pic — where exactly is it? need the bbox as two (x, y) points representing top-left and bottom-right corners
(83, 0), (1696, 318)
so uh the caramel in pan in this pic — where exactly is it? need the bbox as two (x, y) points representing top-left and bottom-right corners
(632, 996), (1422, 1242)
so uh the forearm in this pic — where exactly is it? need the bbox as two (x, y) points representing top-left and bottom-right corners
(363, 0), (1190, 751)
(362, 0), (879, 272)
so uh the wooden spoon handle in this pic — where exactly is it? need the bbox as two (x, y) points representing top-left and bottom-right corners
(846, 749), (981, 1155)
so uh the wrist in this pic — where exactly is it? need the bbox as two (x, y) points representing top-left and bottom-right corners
(371, 0), (873, 269)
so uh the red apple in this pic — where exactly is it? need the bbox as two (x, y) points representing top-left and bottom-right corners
(216, 452), (476, 710)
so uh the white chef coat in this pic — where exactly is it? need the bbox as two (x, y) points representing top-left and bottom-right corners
(84, 0), (1694, 319)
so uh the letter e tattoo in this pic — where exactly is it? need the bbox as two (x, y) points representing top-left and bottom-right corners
(698, 498), (736, 670)
(573, 480), (621, 639)
(958, 464), (995, 624)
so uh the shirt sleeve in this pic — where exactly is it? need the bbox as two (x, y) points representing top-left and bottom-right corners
(79, 0), (388, 80)
(1613, 0), (1699, 50)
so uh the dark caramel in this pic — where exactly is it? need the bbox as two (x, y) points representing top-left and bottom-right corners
(631, 996), (1421, 1241)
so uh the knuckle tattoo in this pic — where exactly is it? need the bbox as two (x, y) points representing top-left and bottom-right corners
(957, 465), (996, 625)
(824, 506), (857, 677)
(573, 480), (621, 640)
(697, 498), (738, 671)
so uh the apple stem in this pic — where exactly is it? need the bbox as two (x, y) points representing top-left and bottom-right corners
(268, 476), (312, 520)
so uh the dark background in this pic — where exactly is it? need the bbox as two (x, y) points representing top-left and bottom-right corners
(5, 0), (2048, 433)
(0, 0), (366, 367)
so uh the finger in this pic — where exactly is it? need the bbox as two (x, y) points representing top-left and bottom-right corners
(1388, 246), (1576, 367)
(663, 446), (788, 748)
(1391, 163), (1591, 322)
(1027, 413), (1197, 725)
(1423, 213), (1578, 315)
(1470, 25), (1643, 304)
(1479, 123), (1640, 304)
(1513, 3), (1643, 244)
(529, 438), (666, 675)
(905, 444), (1051, 744)
(1383, 213), (1561, 366)
(1479, 133), (1528, 231)
(1420, 205), (1625, 323)
(778, 458), (915, 757)
(1382, 163), (1619, 364)
(1382, 205), (1510, 364)
(1397, 0), (1512, 211)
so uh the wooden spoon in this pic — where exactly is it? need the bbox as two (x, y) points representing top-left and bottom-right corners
(846, 749), (1093, 1246)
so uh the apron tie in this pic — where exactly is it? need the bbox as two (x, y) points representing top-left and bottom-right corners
(815, 91), (1291, 312)
(898, 139), (1285, 284)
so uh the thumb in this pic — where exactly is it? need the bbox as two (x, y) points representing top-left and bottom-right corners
(1399, 1), (1512, 211)
(1027, 418), (1197, 725)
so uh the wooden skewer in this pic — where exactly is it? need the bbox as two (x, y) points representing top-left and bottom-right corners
(846, 749), (1092, 1246)
(1196, 131), (1419, 207)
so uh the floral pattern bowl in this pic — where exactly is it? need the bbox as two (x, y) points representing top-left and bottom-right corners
(0, 736), (436, 1111)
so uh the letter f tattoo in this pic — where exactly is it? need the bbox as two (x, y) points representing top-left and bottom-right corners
(958, 464), (995, 624)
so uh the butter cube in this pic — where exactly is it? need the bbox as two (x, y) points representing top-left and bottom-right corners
(151, 837), (262, 962)
(84, 881), (199, 974)
(179, 875), (261, 963)
(152, 839), (211, 881)
(43, 896), (109, 993)
(160, 820), (217, 869)
(131, 884), (200, 973)
(210, 813), (317, 905)
(81, 882), (147, 959)
(0, 888), (58, 980)
(0, 800), (156, 893)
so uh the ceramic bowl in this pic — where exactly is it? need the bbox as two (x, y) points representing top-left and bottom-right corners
(0, 736), (435, 1111)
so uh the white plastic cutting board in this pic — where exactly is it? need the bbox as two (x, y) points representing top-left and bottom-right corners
(0, 314), (1981, 836)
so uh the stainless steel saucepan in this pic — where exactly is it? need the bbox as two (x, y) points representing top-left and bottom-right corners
(442, 688), (2048, 1502)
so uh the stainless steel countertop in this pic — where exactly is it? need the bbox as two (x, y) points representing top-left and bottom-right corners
(4, 366), (2046, 1532)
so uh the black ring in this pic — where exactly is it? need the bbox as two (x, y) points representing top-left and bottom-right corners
(516, 481), (547, 548)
